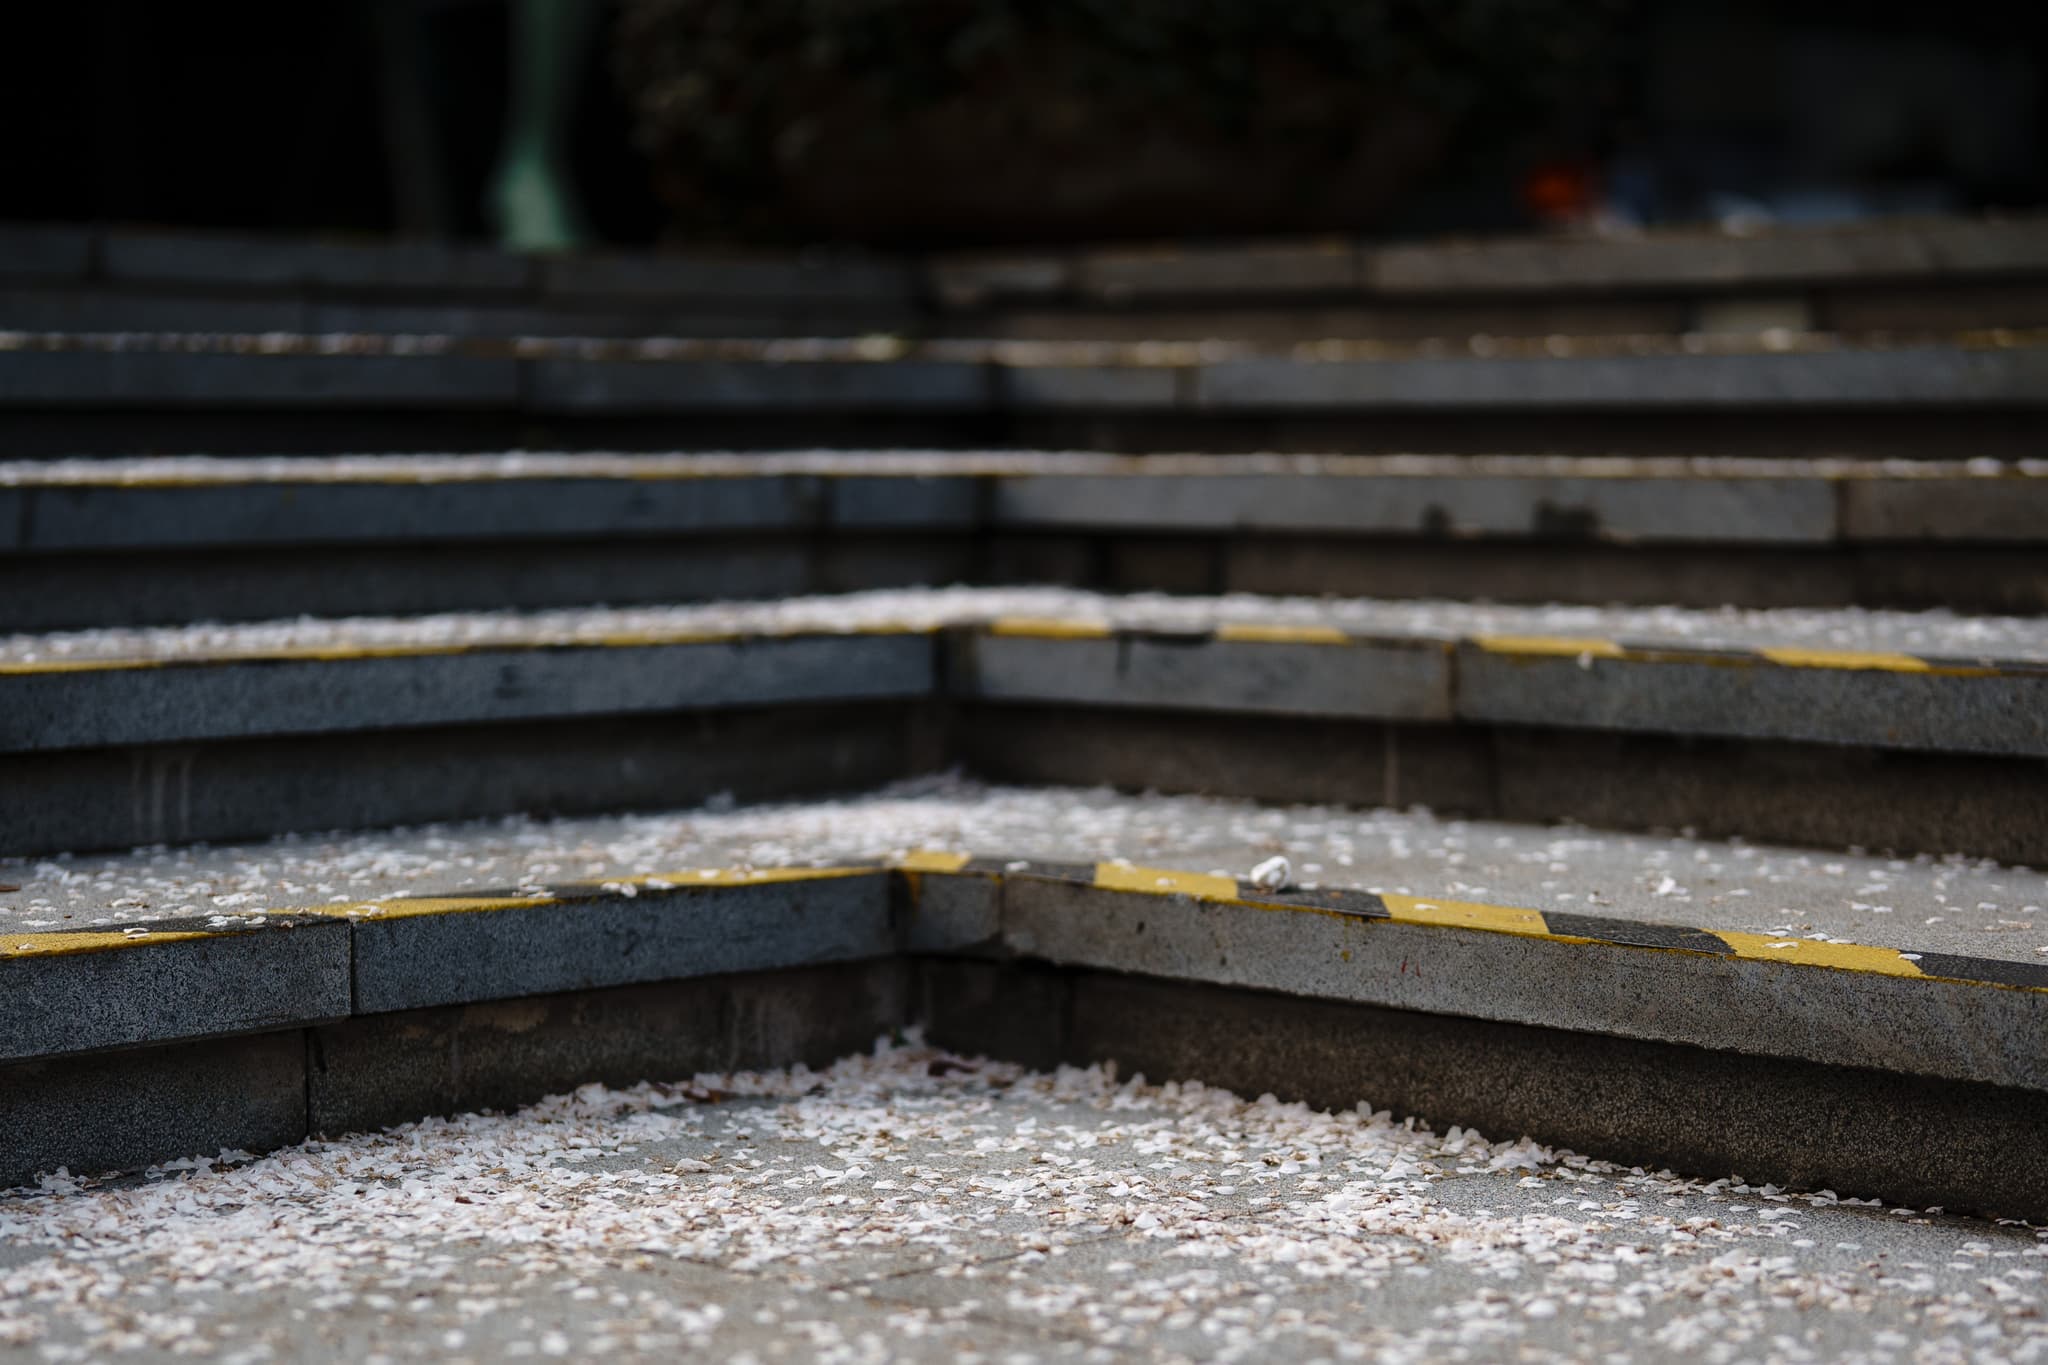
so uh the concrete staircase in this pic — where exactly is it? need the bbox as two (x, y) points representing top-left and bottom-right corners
(3, 219), (2044, 1218)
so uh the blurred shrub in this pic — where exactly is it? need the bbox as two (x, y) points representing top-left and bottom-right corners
(616, 0), (1630, 244)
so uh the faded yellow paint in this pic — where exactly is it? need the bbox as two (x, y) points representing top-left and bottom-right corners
(1214, 622), (1350, 646)
(1470, 636), (1626, 660)
(1381, 894), (1570, 940)
(892, 850), (973, 874)
(2, 927), (224, 958)
(0, 657), (164, 676)
(1094, 864), (1240, 901)
(1757, 647), (1931, 673)
(986, 617), (1113, 640)
(1716, 931), (1927, 978)
(345, 894), (549, 921)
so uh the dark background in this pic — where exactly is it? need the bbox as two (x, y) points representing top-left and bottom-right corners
(0, 0), (2041, 247)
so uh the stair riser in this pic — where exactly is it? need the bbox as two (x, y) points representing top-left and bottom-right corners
(6, 708), (2041, 864)
(0, 704), (933, 858)
(5, 949), (2043, 1219)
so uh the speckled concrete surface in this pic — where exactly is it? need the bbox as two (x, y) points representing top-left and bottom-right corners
(6, 450), (2043, 486)
(2, 1041), (2042, 1363)
(5, 586), (2048, 667)
(4, 780), (2040, 964)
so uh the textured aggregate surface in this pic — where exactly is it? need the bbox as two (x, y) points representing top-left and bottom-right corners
(5, 450), (2043, 486)
(4, 779), (2041, 963)
(2, 1041), (2044, 1363)
(6, 586), (2048, 666)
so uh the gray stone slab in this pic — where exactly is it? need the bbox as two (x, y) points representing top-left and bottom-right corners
(0, 348), (519, 407)
(0, 541), (831, 630)
(541, 252), (913, 304)
(310, 960), (905, 1135)
(903, 869), (1002, 953)
(0, 703), (922, 858)
(1194, 343), (2048, 409)
(1048, 968), (2048, 1224)
(0, 286), (309, 333)
(1076, 241), (1359, 299)
(1456, 646), (2048, 757)
(0, 226), (92, 282)
(824, 475), (980, 529)
(993, 472), (1837, 543)
(349, 874), (896, 1013)
(0, 1029), (305, 1188)
(994, 363), (1179, 409)
(1365, 217), (2048, 293)
(0, 919), (350, 1060)
(997, 878), (2048, 1092)
(527, 356), (988, 412)
(1842, 476), (2048, 541)
(0, 633), (936, 751)
(14, 476), (816, 550)
(954, 633), (1453, 720)
(101, 231), (531, 293)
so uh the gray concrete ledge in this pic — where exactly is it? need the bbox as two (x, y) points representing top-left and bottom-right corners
(0, 960), (906, 1189)
(3, 332), (2042, 414)
(0, 702), (928, 859)
(6, 607), (2043, 760)
(34, 452), (2048, 552)
(7, 846), (2041, 1089)
(947, 626), (2048, 758)
(0, 632), (936, 751)
(930, 216), (2048, 305)
(3, 930), (2042, 1222)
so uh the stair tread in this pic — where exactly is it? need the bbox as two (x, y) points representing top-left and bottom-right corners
(4, 328), (2043, 414)
(5, 779), (2040, 1090)
(8, 777), (2039, 966)
(2, 451), (2042, 550)
(9, 587), (2045, 668)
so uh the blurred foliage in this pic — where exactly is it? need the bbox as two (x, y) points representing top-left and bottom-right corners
(616, 0), (1632, 241)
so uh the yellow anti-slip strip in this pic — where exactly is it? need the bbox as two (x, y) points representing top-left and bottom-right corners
(342, 865), (877, 920)
(1033, 857), (1984, 989)
(1473, 635), (2007, 677)
(3, 926), (224, 959)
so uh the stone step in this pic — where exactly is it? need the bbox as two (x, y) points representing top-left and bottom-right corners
(2, 330), (2041, 459)
(11, 217), (2048, 341)
(0, 224), (915, 338)
(5, 452), (2044, 628)
(5, 780), (2043, 1215)
(5, 589), (2042, 861)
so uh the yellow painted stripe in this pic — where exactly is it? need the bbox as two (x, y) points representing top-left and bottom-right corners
(1214, 623), (1351, 646)
(893, 850), (973, 874)
(987, 617), (1113, 640)
(343, 894), (547, 921)
(0, 658), (165, 676)
(1470, 635), (1626, 660)
(1757, 647), (1931, 673)
(1093, 863), (1240, 901)
(1716, 930), (1927, 978)
(354, 866), (875, 918)
(2, 927), (224, 959)
(1381, 894), (1576, 941)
